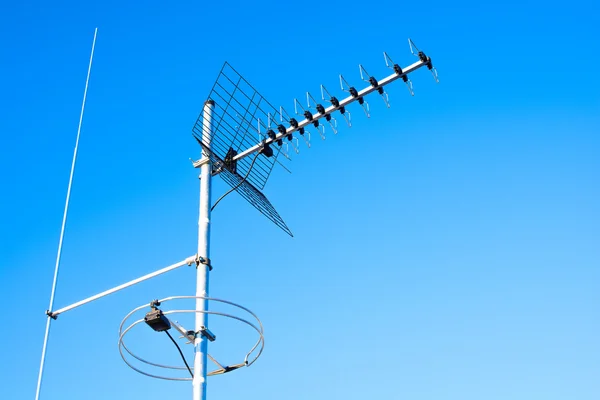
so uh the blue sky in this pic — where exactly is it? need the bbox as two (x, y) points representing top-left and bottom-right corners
(1, 1), (599, 399)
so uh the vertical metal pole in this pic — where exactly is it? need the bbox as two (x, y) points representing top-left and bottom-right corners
(193, 99), (214, 400)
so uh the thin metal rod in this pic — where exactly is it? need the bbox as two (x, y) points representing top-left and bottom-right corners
(35, 27), (98, 400)
(51, 255), (196, 317)
(194, 100), (214, 400)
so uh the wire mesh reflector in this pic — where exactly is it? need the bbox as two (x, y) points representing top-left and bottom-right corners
(218, 162), (293, 237)
(192, 62), (282, 191)
(197, 142), (292, 237)
(193, 62), (292, 236)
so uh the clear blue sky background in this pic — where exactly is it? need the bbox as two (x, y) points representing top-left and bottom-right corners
(1, 1), (599, 399)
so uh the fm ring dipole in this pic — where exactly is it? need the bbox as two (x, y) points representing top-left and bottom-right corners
(118, 296), (265, 381)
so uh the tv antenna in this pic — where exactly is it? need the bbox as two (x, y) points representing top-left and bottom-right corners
(36, 35), (438, 400)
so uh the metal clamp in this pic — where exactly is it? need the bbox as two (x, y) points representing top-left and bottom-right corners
(199, 326), (217, 342)
(150, 299), (161, 309)
(195, 255), (212, 271)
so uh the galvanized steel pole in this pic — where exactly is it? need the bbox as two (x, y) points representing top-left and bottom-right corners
(193, 100), (214, 400)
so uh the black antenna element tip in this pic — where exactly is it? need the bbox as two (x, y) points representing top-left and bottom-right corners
(205, 99), (215, 106)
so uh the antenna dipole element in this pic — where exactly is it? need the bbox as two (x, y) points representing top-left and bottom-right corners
(194, 100), (214, 400)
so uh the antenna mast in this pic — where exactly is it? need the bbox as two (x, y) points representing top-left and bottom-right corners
(193, 100), (214, 400)
(39, 38), (438, 400)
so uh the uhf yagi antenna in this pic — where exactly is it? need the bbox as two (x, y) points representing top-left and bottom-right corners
(37, 38), (438, 400)
(192, 38), (438, 237)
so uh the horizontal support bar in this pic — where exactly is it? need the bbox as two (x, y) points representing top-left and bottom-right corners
(231, 59), (428, 162)
(49, 255), (197, 318)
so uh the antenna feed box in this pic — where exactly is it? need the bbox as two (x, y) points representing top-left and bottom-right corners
(144, 309), (171, 332)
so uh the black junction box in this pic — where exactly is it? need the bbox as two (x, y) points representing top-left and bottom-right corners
(144, 309), (171, 332)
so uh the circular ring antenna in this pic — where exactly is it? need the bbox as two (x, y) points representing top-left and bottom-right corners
(118, 296), (264, 381)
